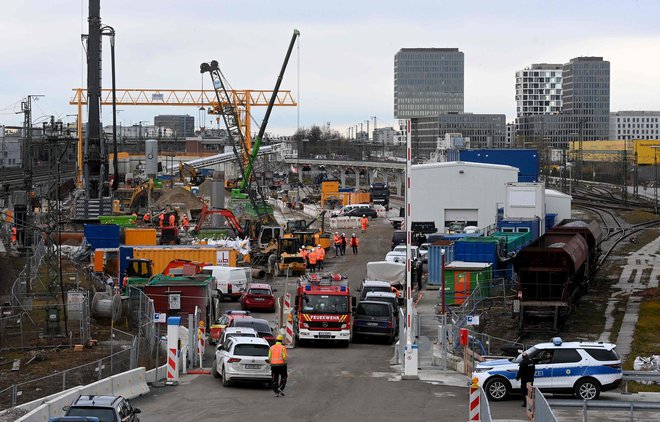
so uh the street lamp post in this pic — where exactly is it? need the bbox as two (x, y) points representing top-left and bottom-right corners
(652, 146), (660, 214)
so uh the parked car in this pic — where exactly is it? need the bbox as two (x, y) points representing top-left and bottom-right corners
(201, 266), (251, 302)
(352, 301), (398, 344)
(418, 243), (430, 263)
(330, 203), (372, 217)
(217, 326), (259, 348)
(474, 338), (622, 401)
(212, 337), (272, 387)
(364, 291), (399, 313)
(391, 231), (406, 250)
(233, 318), (277, 345)
(240, 283), (276, 312)
(341, 207), (378, 219)
(209, 310), (253, 344)
(63, 395), (141, 422)
(385, 248), (423, 285)
(359, 280), (396, 301)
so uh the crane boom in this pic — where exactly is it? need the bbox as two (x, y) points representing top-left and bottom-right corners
(240, 29), (300, 191)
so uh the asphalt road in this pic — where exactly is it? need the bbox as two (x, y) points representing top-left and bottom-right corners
(133, 216), (527, 421)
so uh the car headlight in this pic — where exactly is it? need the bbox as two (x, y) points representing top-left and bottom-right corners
(302, 322), (309, 328)
(341, 323), (347, 329)
(474, 367), (492, 373)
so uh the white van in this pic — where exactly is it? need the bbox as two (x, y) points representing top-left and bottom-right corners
(331, 203), (371, 217)
(202, 266), (252, 301)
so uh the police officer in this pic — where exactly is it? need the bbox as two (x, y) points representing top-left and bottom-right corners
(516, 352), (536, 407)
(268, 334), (288, 397)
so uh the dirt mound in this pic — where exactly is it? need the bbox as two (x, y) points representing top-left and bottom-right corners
(154, 186), (204, 211)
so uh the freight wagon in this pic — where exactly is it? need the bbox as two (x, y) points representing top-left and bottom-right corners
(514, 228), (592, 335)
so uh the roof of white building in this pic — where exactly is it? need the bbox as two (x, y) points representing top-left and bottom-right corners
(545, 189), (572, 199)
(413, 161), (519, 172)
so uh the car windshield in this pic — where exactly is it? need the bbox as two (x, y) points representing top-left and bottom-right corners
(302, 294), (350, 314)
(233, 344), (269, 357)
(512, 346), (538, 363)
(67, 407), (117, 422)
(363, 286), (391, 297)
(357, 303), (391, 317)
(234, 320), (272, 335)
(248, 288), (271, 295)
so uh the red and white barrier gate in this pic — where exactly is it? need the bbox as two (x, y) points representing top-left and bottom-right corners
(166, 316), (181, 385)
(197, 320), (206, 368)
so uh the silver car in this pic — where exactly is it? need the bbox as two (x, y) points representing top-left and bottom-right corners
(212, 336), (271, 387)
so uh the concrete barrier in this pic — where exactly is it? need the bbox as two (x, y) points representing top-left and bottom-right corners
(15, 368), (151, 422)
(374, 205), (387, 218)
(145, 363), (168, 384)
(329, 217), (360, 229)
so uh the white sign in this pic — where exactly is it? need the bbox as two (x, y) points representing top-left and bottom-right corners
(168, 294), (181, 310)
(154, 313), (167, 323)
(466, 315), (480, 326)
(216, 250), (231, 266)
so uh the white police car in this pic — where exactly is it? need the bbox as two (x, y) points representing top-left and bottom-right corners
(474, 338), (622, 401)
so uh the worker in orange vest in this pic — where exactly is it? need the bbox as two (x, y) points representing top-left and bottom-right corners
(143, 212), (151, 226)
(268, 334), (288, 396)
(360, 215), (369, 233)
(315, 244), (325, 270)
(307, 246), (318, 272)
(168, 213), (175, 227)
(158, 212), (165, 228)
(350, 233), (359, 255)
(333, 232), (341, 256)
(11, 226), (17, 244)
(182, 214), (189, 232)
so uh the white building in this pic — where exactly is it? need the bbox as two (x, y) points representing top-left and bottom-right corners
(411, 162), (519, 232)
(373, 127), (397, 145)
(544, 189), (572, 223)
(515, 63), (563, 117)
(609, 111), (660, 140)
(0, 126), (22, 168)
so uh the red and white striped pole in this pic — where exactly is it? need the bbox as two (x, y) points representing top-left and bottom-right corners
(403, 118), (419, 379)
(166, 316), (181, 385)
(469, 377), (481, 421)
(284, 293), (294, 348)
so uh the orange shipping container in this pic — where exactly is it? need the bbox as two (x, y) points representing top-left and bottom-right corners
(125, 228), (157, 246)
(132, 246), (238, 274)
(349, 192), (371, 205)
(93, 250), (105, 272)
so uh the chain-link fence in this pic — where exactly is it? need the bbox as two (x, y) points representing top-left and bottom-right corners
(0, 346), (134, 409)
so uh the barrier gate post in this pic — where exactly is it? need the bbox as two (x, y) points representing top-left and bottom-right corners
(197, 320), (206, 368)
(166, 316), (181, 385)
(469, 377), (480, 421)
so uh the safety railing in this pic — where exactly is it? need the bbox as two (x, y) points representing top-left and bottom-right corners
(479, 387), (493, 422)
(547, 399), (660, 421)
(533, 386), (559, 422)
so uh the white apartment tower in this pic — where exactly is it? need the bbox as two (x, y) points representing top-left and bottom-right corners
(515, 63), (563, 117)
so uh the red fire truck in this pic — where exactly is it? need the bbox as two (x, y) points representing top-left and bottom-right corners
(293, 273), (355, 347)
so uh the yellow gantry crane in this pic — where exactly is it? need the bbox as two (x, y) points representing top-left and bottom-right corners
(70, 88), (297, 187)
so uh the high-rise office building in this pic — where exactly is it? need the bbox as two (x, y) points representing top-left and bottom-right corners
(394, 48), (464, 118)
(154, 115), (195, 138)
(516, 57), (610, 148)
(515, 63), (563, 117)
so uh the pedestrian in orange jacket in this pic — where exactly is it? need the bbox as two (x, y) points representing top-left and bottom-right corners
(350, 234), (359, 255)
(360, 216), (369, 233)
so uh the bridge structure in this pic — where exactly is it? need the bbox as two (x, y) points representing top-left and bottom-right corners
(282, 156), (406, 195)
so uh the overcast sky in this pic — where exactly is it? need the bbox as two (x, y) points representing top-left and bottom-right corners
(1, 0), (659, 136)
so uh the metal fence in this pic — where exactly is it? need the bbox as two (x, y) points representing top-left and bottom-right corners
(533, 386), (559, 422)
(11, 239), (47, 309)
(0, 346), (134, 409)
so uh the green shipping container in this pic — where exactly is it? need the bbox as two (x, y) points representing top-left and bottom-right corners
(490, 231), (532, 253)
(443, 262), (492, 305)
(99, 215), (137, 227)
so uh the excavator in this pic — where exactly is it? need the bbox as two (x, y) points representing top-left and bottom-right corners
(200, 29), (300, 224)
(179, 162), (205, 185)
(283, 211), (332, 250)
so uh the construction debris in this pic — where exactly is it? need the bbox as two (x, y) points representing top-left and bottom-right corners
(154, 186), (204, 211)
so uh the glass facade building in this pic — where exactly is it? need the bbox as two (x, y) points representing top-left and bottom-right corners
(394, 48), (464, 118)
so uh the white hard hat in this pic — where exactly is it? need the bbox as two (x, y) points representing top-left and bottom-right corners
(317, 244), (321, 247)
(342, 233), (345, 236)
(352, 233), (356, 236)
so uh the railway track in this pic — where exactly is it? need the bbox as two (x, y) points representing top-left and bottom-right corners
(0, 164), (76, 192)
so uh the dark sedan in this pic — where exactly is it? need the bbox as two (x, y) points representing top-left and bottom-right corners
(342, 207), (378, 219)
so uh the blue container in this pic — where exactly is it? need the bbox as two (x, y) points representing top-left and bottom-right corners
(84, 224), (120, 250)
(119, 246), (134, 279)
(545, 213), (557, 231)
(338, 188), (354, 193)
(497, 218), (541, 243)
(454, 238), (499, 266)
(427, 243), (455, 286)
(458, 149), (539, 182)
